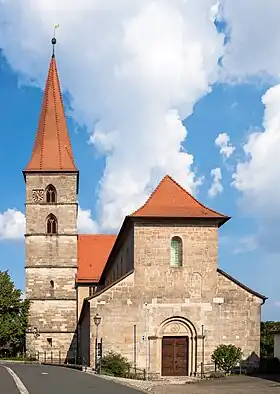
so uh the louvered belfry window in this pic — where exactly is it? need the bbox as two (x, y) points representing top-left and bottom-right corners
(170, 236), (183, 267)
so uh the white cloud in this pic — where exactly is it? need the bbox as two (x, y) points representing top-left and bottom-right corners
(232, 235), (258, 255)
(0, 206), (96, 240)
(215, 2), (280, 252)
(0, 0), (225, 231)
(215, 132), (235, 159)
(77, 206), (98, 234)
(232, 85), (280, 252)
(208, 167), (223, 197)
(221, 1), (280, 80)
(220, 233), (258, 255)
(233, 85), (280, 218)
(0, 209), (26, 240)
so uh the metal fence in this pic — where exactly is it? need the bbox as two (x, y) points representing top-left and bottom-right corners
(0, 350), (82, 366)
(123, 365), (147, 380)
(197, 360), (261, 378)
(0, 351), (147, 380)
(197, 362), (217, 378)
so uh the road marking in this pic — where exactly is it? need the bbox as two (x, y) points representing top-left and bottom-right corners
(41, 372), (48, 375)
(4, 366), (29, 394)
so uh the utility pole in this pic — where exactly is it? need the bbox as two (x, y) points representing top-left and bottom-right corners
(144, 302), (149, 380)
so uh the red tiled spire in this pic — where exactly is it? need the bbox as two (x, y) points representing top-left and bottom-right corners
(24, 54), (78, 172)
(131, 175), (229, 226)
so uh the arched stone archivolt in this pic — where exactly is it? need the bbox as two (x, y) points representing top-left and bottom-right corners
(155, 317), (198, 377)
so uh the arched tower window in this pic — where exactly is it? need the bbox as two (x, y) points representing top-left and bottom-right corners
(50, 280), (55, 298)
(46, 185), (57, 204)
(170, 236), (183, 267)
(46, 214), (58, 235)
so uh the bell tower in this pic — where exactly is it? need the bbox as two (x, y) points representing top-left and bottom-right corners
(23, 39), (79, 361)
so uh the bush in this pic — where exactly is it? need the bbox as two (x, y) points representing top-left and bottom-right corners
(101, 351), (132, 377)
(211, 344), (243, 374)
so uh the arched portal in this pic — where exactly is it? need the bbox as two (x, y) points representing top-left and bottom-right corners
(157, 317), (197, 377)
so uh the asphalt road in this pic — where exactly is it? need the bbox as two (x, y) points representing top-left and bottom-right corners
(0, 363), (143, 394)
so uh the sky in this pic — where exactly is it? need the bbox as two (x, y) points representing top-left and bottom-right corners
(0, 0), (279, 321)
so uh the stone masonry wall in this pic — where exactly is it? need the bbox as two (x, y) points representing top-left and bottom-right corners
(25, 173), (78, 358)
(26, 236), (77, 267)
(26, 268), (76, 299)
(78, 286), (90, 318)
(216, 272), (262, 360)
(25, 174), (78, 204)
(84, 221), (264, 375)
(28, 300), (77, 331)
(26, 332), (77, 361)
(133, 222), (219, 301)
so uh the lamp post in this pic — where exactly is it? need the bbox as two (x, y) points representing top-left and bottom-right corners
(27, 326), (40, 359)
(94, 313), (101, 374)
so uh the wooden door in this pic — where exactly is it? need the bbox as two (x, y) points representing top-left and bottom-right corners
(162, 336), (188, 376)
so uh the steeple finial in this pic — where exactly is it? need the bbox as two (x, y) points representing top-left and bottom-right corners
(52, 24), (60, 58)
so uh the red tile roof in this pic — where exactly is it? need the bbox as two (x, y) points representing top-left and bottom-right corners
(24, 55), (78, 172)
(131, 175), (228, 222)
(77, 234), (117, 283)
(77, 176), (229, 283)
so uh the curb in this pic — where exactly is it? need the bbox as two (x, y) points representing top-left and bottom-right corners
(0, 360), (40, 365)
(41, 362), (83, 371)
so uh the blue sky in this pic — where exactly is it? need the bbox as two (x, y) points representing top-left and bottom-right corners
(0, 1), (279, 321)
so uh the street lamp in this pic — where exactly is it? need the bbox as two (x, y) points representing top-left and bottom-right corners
(94, 314), (101, 374)
(94, 314), (101, 327)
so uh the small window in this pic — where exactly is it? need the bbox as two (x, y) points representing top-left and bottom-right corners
(47, 338), (53, 347)
(170, 236), (183, 267)
(46, 214), (58, 235)
(46, 185), (57, 204)
(50, 280), (54, 298)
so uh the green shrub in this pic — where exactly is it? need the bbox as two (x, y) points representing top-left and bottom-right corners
(101, 351), (132, 377)
(211, 344), (243, 374)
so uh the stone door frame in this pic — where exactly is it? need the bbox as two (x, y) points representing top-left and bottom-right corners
(157, 316), (197, 376)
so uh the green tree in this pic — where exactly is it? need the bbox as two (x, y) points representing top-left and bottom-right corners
(261, 321), (280, 357)
(0, 271), (30, 355)
(211, 344), (242, 374)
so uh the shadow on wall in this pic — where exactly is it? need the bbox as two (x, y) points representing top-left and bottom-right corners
(77, 300), (91, 367)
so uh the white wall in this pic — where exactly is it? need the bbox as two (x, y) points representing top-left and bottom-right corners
(274, 334), (280, 359)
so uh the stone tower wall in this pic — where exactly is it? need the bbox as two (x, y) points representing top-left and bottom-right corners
(25, 173), (78, 360)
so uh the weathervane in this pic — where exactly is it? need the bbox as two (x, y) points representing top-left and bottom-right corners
(51, 24), (60, 57)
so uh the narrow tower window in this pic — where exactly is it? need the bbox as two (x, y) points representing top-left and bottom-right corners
(50, 280), (54, 298)
(46, 185), (57, 203)
(170, 236), (183, 267)
(46, 214), (58, 235)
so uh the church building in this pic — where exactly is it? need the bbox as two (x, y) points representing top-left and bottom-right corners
(24, 44), (267, 377)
